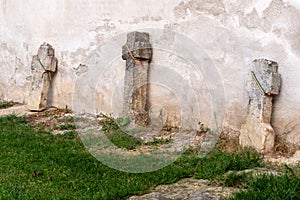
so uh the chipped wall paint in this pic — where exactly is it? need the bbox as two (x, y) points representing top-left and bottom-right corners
(0, 0), (300, 145)
(284, 0), (300, 10)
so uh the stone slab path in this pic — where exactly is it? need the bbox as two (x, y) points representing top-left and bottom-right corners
(129, 178), (239, 200)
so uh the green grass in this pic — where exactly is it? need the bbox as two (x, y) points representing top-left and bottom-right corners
(58, 117), (75, 123)
(100, 115), (143, 150)
(221, 171), (251, 188)
(144, 137), (173, 146)
(226, 173), (300, 200)
(103, 129), (143, 150)
(59, 123), (77, 130)
(0, 115), (197, 199)
(0, 115), (298, 199)
(0, 101), (14, 109)
(194, 148), (263, 180)
(100, 115), (173, 149)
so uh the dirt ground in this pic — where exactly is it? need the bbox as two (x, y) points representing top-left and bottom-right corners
(0, 104), (299, 165)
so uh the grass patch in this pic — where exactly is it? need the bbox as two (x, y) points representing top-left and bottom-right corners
(0, 101), (15, 109)
(220, 160), (300, 199)
(194, 148), (262, 180)
(144, 137), (173, 146)
(58, 117), (75, 123)
(99, 114), (174, 149)
(0, 115), (198, 199)
(226, 173), (300, 200)
(1, 114), (297, 199)
(59, 123), (76, 130)
(100, 114), (143, 150)
(221, 171), (251, 188)
(103, 129), (143, 150)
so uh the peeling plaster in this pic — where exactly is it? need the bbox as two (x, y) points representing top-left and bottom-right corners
(0, 0), (299, 145)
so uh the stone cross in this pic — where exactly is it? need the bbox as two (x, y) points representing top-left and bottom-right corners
(27, 43), (57, 111)
(122, 31), (152, 125)
(240, 59), (281, 153)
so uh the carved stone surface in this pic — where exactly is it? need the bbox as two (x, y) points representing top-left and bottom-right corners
(27, 43), (57, 111)
(122, 31), (152, 125)
(240, 59), (281, 153)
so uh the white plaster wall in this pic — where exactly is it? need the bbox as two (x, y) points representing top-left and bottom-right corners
(0, 0), (300, 144)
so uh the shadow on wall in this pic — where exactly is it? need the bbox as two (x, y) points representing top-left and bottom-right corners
(284, 120), (300, 145)
(0, 83), (4, 100)
(46, 66), (58, 108)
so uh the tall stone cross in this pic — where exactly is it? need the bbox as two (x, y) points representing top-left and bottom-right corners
(240, 59), (281, 153)
(122, 31), (152, 125)
(27, 43), (58, 111)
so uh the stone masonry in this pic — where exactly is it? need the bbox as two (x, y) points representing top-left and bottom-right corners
(240, 59), (281, 153)
(122, 31), (152, 125)
(27, 43), (58, 111)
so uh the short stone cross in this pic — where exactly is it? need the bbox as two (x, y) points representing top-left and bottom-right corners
(122, 31), (152, 125)
(240, 59), (281, 153)
(27, 43), (58, 111)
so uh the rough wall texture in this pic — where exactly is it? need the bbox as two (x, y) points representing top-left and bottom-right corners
(0, 0), (300, 145)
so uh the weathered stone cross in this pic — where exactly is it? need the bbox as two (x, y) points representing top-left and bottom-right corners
(27, 43), (57, 111)
(122, 31), (152, 125)
(240, 59), (281, 153)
